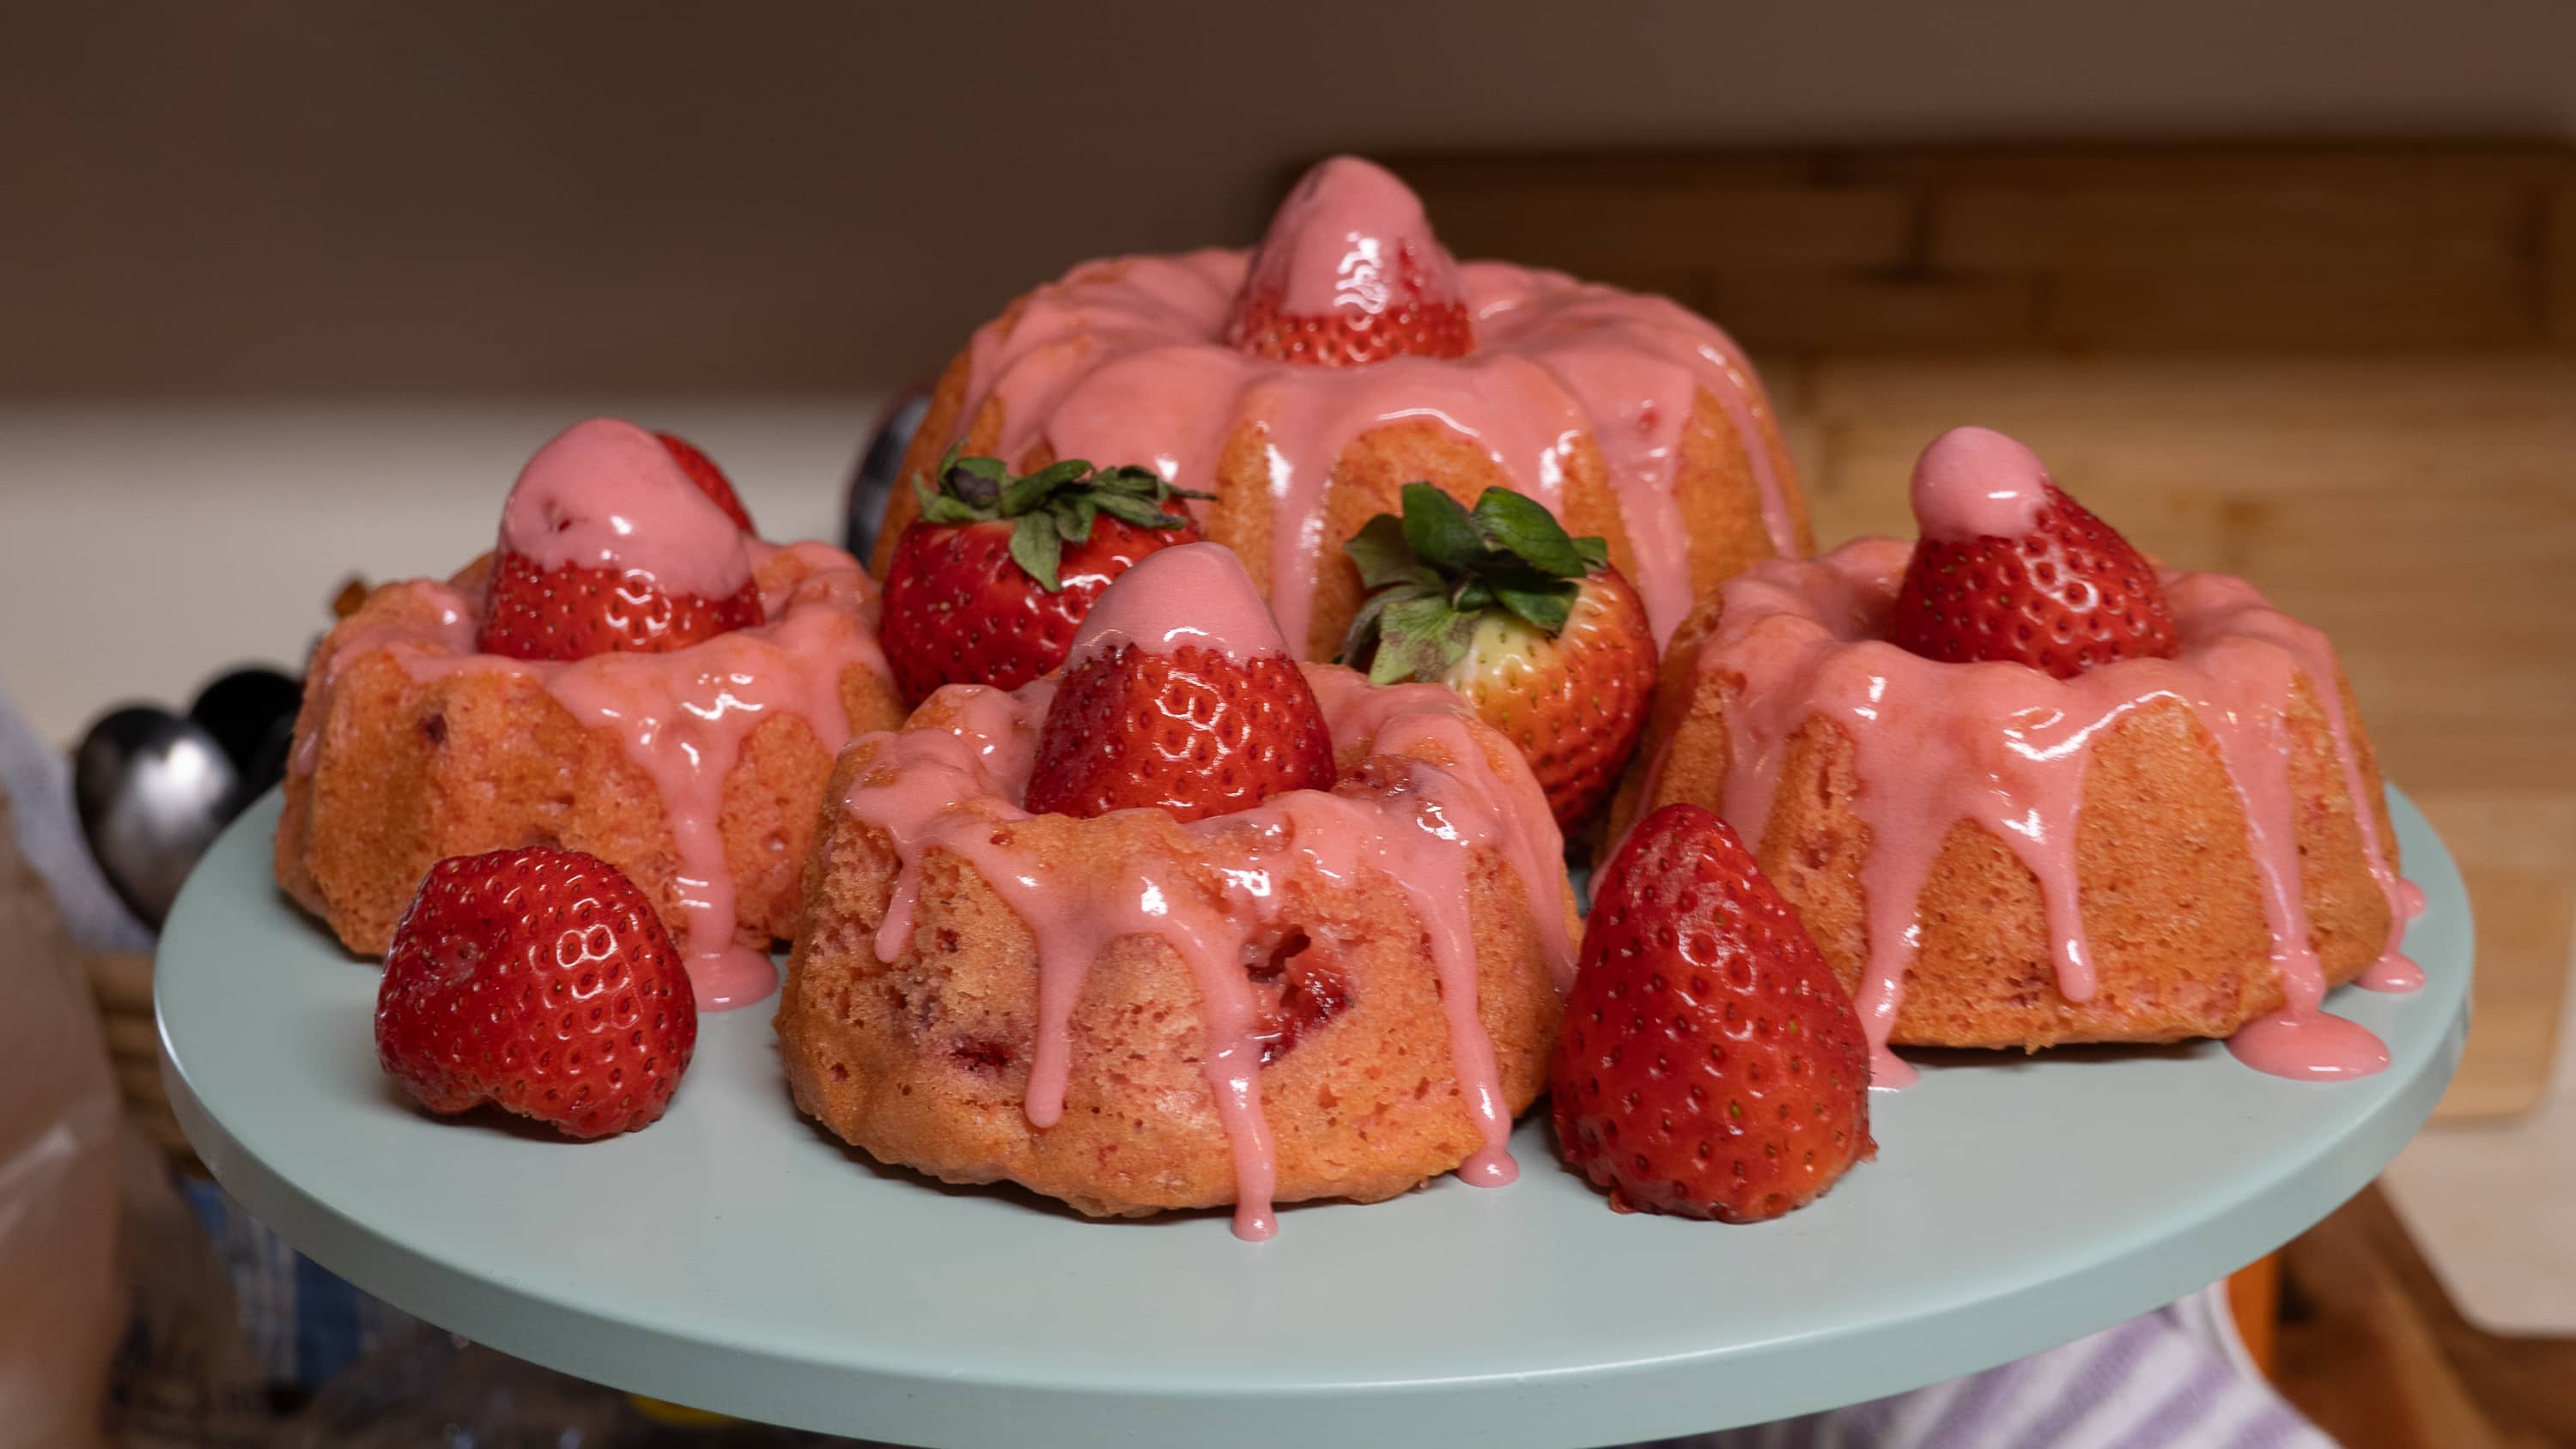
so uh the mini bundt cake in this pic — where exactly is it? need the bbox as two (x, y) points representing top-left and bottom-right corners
(1610, 427), (2416, 1082)
(277, 418), (906, 1008)
(779, 544), (1579, 1236)
(872, 155), (1811, 659)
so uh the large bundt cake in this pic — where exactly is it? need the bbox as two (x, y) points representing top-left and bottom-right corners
(873, 155), (1810, 659)
(779, 544), (1579, 1237)
(1609, 427), (2416, 1082)
(277, 418), (907, 1008)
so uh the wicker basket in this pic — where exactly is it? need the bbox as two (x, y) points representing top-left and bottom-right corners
(85, 946), (201, 1171)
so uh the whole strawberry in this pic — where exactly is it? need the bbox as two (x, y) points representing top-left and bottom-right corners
(1552, 803), (1873, 1222)
(879, 449), (1212, 702)
(1023, 543), (1335, 823)
(477, 418), (765, 662)
(377, 848), (697, 1140)
(1338, 483), (1656, 829)
(1224, 155), (1473, 366)
(1886, 425), (2178, 678)
(653, 429), (756, 533)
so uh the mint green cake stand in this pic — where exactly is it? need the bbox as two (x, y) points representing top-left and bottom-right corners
(158, 790), (2470, 1448)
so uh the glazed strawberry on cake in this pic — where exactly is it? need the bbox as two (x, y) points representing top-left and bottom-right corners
(874, 155), (1812, 663)
(276, 418), (906, 1009)
(1612, 426), (2420, 1083)
(778, 543), (1579, 1239)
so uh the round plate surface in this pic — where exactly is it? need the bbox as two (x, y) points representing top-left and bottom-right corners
(160, 790), (2470, 1449)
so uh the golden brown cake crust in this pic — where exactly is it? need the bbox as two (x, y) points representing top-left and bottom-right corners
(276, 548), (905, 958)
(776, 687), (1577, 1219)
(872, 321), (1810, 660)
(1607, 594), (2397, 1050)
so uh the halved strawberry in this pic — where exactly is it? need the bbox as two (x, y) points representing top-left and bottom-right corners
(1338, 483), (1656, 829)
(1886, 426), (2178, 678)
(377, 847), (697, 1140)
(1224, 155), (1473, 366)
(879, 451), (1211, 702)
(1552, 803), (1874, 1222)
(1022, 543), (1335, 823)
(654, 430), (756, 533)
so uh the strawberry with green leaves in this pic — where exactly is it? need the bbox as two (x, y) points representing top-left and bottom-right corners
(879, 450), (1213, 701)
(1339, 484), (1657, 829)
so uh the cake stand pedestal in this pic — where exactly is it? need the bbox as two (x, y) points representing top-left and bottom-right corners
(158, 790), (2470, 1448)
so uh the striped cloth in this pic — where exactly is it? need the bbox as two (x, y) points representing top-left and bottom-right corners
(1646, 1296), (2333, 1449)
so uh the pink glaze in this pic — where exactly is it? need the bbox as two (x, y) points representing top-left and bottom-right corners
(1066, 543), (1288, 665)
(949, 164), (1795, 652)
(1695, 537), (2412, 1084)
(501, 418), (755, 598)
(2358, 847), (2427, 991)
(839, 665), (1571, 1240)
(2227, 1010), (2391, 1079)
(1909, 426), (2051, 541)
(298, 542), (890, 1010)
(290, 580), (477, 776)
(1245, 156), (1465, 319)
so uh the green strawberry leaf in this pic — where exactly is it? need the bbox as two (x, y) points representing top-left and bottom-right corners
(1374, 593), (1476, 684)
(1336, 480), (1618, 646)
(1053, 497), (1097, 543)
(1496, 581), (1577, 634)
(1008, 514), (1065, 591)
(914, 475), (982, 526)
(1399, 483), (1486, 577)
(914, 452), (1210, 555)
(999, 458), (1086, 516)
(1346, 514), (1439, 591)
(1336, 589), (1396, 668)
(1091, 491), (1179, 529)
(1470, 488), (1588, 578)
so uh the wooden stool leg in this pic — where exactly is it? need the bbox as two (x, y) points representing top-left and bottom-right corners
(2228, 1252), (2281, 1379)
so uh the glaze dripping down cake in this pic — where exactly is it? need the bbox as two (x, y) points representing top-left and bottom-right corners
(780, 545), (1579, 1238)
(277, 418), (907, 1009)
(1611, 427), (2417, 1081)
(873, 155), (1811, 658)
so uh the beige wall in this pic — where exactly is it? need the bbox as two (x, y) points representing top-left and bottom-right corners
(8, 0), (2573, 395)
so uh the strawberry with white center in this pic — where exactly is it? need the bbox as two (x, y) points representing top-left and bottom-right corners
(1552, 803), (1874, 1222)
(879, 450), (1212, 702)
(477, 417), (764, 661)
(1337, 483), (1657, 829)
(1224, 155), (1473, 366)
(376, 846), (697, 1140)
(1023, 543), (1335, 823)
(1887, 426), (2179, 678)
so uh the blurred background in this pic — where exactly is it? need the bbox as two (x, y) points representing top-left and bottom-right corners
(3, 3), (2573, 1445)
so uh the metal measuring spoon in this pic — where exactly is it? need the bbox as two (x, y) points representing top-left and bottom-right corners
(73, 706), (241, 929)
